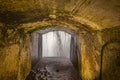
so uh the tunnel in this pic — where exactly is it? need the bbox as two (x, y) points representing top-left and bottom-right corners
(0, 0), (120, 80)
(26, 28), (80, 80)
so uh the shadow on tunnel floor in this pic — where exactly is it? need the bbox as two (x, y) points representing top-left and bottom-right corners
(25, 57), (81, 80)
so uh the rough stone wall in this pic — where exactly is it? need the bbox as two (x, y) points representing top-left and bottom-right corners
(17, 35), (31, 80)
(0, 44), (19, 80)
(101, 42), (120, 80)
(0, 24), (120, 80)
(100, 26), (120, 80)
(0, 0), (119, 30)
(73, 0), (120, 30)
(79, 31), (101, 80)
(0, 26), (31, 80)
(79, 26), (120, 80)
(0, 0), (120, 80)
(0, 21), (80, 80)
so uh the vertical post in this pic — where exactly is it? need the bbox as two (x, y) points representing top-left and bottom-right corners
(32, 33), (39, 68)
(70, 36), (79, 70)
(38, 33), (42, 61)
(70, 36), (75, 65)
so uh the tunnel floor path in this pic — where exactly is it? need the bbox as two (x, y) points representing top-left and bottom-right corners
(26, 57), (81, 80)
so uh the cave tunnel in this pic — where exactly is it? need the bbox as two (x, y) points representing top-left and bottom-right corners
(26, 28), (80, 80)
(0, 0), (120, 80)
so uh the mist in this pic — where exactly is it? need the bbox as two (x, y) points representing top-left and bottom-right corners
(42, 31), (71, 58)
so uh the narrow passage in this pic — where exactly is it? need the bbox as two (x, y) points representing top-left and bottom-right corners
(26, 57), (81, 80)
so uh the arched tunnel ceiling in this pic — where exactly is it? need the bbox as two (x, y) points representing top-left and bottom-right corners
(0, 0), (120, 30)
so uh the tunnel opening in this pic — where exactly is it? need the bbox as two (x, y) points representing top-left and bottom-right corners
(26, 28), (81, 80)
(42, 31), (71, 58)
(31, 28), (80, 70)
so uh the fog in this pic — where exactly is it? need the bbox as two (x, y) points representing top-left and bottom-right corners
(42, 31), (71, 58)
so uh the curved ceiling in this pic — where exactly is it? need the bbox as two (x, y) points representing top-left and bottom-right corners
(0, 0), (120, 30)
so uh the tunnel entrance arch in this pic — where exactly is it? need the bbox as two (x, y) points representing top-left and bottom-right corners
(100, 41), (120, 80)
(32, 27), (80, 71)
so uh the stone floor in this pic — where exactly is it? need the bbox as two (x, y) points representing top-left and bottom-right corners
(25, 57), (81, 80)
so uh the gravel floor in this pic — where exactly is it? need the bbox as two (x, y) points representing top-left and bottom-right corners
(25, 57), (81, 80)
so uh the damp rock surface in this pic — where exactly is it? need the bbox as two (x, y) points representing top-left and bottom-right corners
(26, 57), (81, 80)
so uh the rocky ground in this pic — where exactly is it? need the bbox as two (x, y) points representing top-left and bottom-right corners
(25, 57), (81, 80)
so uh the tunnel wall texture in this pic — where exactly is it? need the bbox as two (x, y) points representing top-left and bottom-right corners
(0, 23), (120, 80)
(0, 35), (31, 80)
(79, 26), (120, 80)
(0, 0), (120, 80)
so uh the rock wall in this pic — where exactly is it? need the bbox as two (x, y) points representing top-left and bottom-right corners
(79, 31), (101, 80)
(0, 28), (31, 80)
(79, 26), (120, 80)
(0, 0), (120, 80)
(0, 23), (120, 80)
(73, 0), (120, 30)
